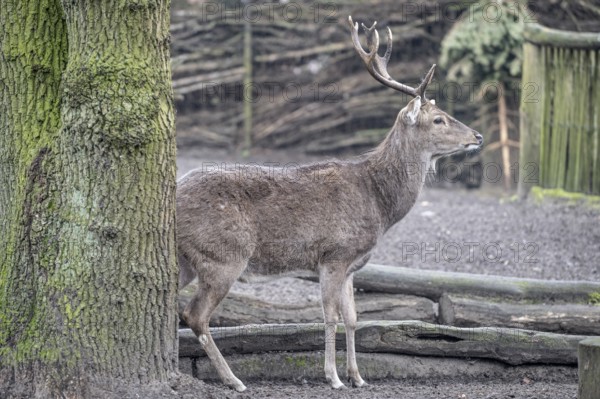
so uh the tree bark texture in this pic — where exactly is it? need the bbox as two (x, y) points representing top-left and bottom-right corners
(0, 0), (177, 397)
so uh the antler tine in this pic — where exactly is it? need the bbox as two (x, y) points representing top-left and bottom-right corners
(348, 15), (436, 100)
(416, 64), (436, 99)
(383, 27), (393, 65)
(360, 22), (395, 82)
(360, 22), (379, 55)
(348, 16), (370, 63)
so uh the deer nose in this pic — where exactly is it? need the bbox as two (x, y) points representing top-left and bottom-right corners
(474, 132), (483, 145)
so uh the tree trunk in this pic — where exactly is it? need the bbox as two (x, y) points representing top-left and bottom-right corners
(0, 1), (178, 397)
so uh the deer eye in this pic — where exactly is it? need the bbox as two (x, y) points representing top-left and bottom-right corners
(433, 117), (444, 125)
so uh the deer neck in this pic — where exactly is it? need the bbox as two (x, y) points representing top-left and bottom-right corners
(365, 127), (431, 229)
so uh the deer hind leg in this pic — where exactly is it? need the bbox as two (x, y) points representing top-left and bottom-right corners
(319, 263), (347, 389)
(182, 259), (248, 392)
(178, 254), (197, 289)
(341, 274), (367, 387)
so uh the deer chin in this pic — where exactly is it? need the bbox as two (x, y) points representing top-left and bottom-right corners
(433, 146), (467, 159)
(430, 145), (475, 170)
(464, 143), (481, 151)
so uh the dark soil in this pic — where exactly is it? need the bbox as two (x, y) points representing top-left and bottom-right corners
(372, 187), (600, 281)
(174, 376), (577, 399)
(173, 147), (593, 399)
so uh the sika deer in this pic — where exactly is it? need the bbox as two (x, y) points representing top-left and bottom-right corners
(177, 16), (483, 392)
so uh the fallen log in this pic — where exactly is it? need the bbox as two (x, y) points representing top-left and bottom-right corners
(439, 294), (600, 335)
(346, 263), (600, 303)
(179, 321), (585, 365)
(179, 285), (437, 326)
(181, 350), (578, 383)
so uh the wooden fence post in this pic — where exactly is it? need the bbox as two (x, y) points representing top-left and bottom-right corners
(517, 41), (543, 199)
(242, 20), (253, 156)
(579, 337), (600, 399)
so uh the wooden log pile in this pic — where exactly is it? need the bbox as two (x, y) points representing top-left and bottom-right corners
(179, 286), (437, 326)
(178, 320), (585, 365)
(170, 0), (472, 153)
(325, 263), (600, 335)
(178, 264), (598, 384)
(179, 264), (600, 336)
(183, 349), (579, 383)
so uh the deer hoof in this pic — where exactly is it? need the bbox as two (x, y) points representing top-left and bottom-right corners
(226, 377), (246, 392)
(230, 381), (246, 392)
(350, 377), (367, 388)
(234, 384), (247, 392)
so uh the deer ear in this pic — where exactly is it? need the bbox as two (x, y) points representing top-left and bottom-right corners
(402, 96), (421, 125)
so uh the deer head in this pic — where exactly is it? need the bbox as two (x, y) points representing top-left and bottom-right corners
(348, 17), (483, 163)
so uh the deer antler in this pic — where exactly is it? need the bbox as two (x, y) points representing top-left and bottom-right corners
(348, 16), (435, 100)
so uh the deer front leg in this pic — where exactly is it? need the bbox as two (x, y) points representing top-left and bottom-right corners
(320, 264), (346, 389)
(341, 274), (367, 387)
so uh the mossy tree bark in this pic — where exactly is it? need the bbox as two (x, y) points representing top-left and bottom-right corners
(0, 0), (178, 397)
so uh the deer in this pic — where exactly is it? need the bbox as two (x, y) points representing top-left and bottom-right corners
(177, 16), (483, 392)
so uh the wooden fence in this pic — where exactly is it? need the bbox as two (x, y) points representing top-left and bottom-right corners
(170, 0), (473, 154)
(519, 23), (600, 197)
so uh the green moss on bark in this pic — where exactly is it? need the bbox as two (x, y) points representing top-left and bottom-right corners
(1, 0), (178, 396)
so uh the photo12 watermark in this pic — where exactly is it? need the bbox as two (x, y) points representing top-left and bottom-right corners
(202, 321), (539, 347)
(398, 241), (539, 264)
(192, 160), (541, 186)
(190, 1), (339, 24)
(178, 80), (542, 106)
(191, 81), (340, 104)
(188, 1), (536, 25)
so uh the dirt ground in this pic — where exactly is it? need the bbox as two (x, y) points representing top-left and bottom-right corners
(91, 371), (577, 399)
(171, 375), (578, 399)
(173, 147), (595, 399)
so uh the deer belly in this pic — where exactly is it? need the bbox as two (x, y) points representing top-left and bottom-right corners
(246, 239), (321, 275)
